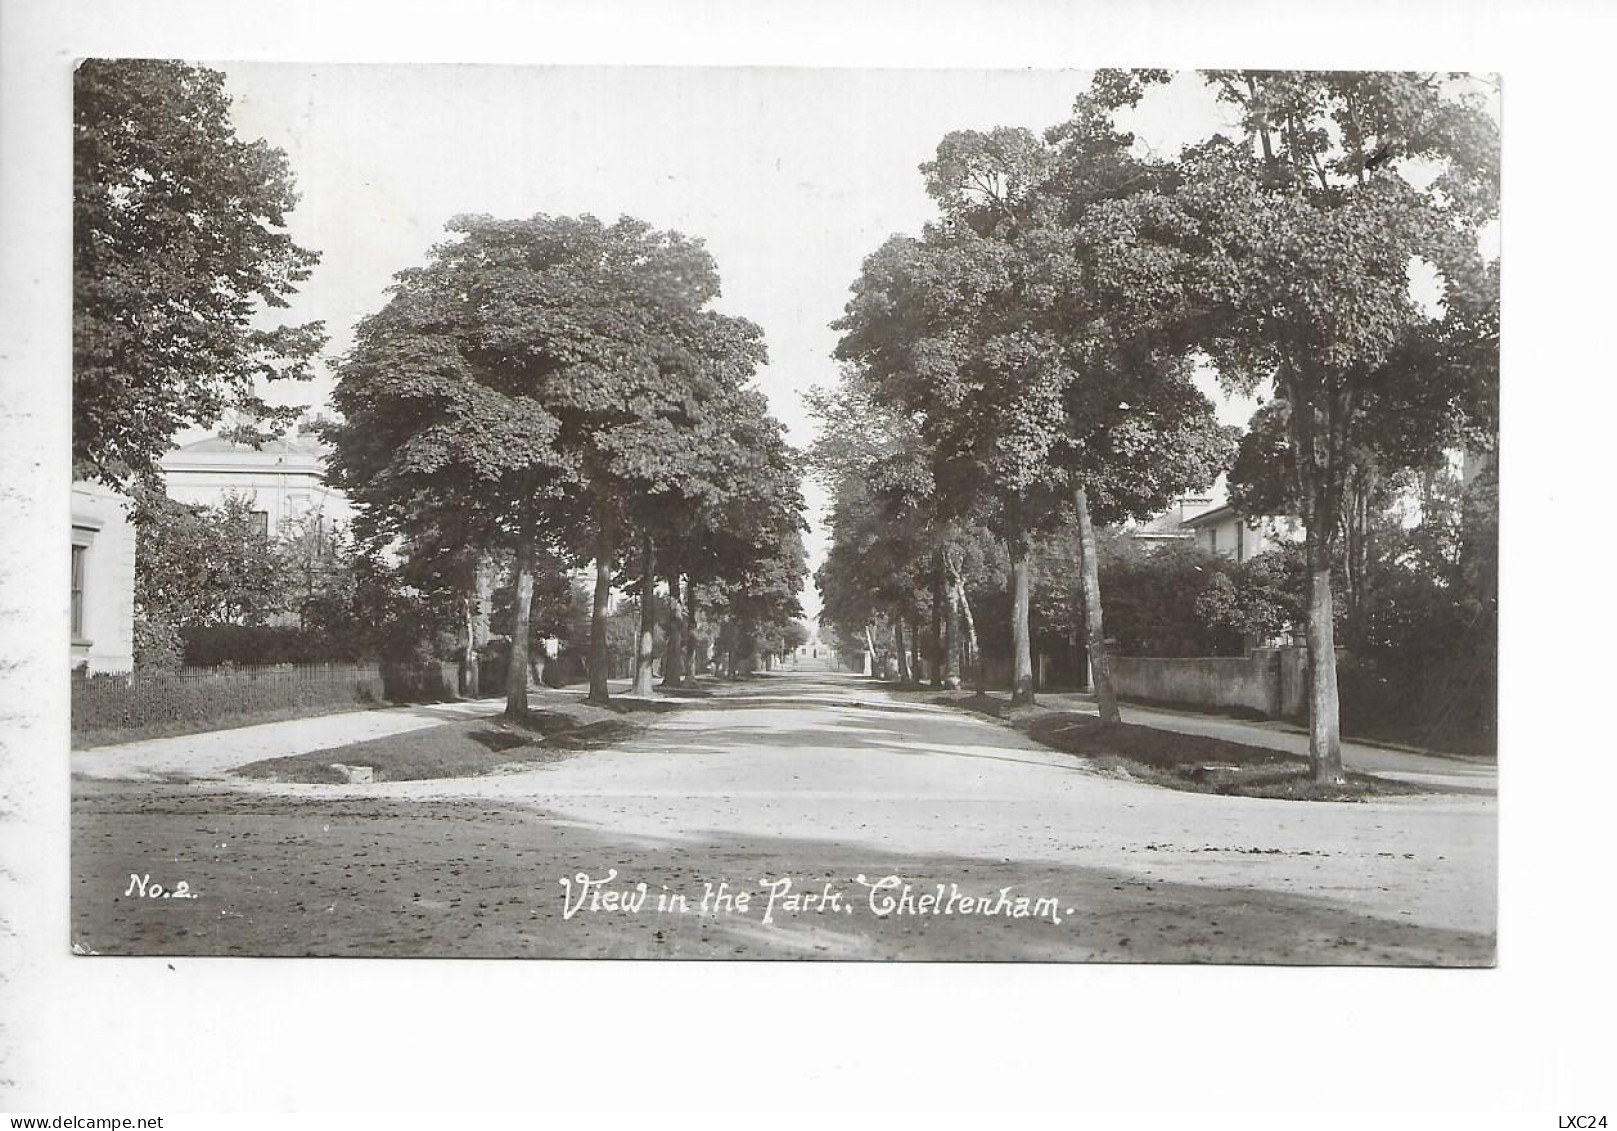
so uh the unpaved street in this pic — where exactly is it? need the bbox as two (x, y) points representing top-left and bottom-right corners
(72, 672), (1495, 963)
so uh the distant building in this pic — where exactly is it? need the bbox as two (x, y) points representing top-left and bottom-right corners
(791, 619), (832, 668)
(1180, 504), (1299, 564)
(160, 426), (353, 537)
(1123, 474), (1302, 564)
(1122, 495), (1214, 549)
(70, 481), (136, 673)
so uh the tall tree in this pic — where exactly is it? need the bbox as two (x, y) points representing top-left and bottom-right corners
(1158, 71), (1499, 782)
(836, 81), (1232, 708)
(682, 392), (810, 680)
(332, 211), (781, 710)
(327, 216), (574, 717)
(74, 60), (325, 487)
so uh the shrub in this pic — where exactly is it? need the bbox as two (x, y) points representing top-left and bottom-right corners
(132, 617), (184, 673)
(1100, 543), (1243, 657)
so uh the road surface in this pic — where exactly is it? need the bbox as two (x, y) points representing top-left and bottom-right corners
(71, 671), (1495, 963)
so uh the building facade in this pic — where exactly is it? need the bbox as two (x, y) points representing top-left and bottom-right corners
(70, 481), (137, 673)
(160, 429), (353, 535)
(1179, 503), (1293, 564)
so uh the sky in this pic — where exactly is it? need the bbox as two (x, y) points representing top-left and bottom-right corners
(212, 64), (1259, 620)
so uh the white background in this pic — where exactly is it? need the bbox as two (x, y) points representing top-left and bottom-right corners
(2, 0), (1613, 1118)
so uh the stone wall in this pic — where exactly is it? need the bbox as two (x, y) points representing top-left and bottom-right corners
(1110, 647), (1309, 720)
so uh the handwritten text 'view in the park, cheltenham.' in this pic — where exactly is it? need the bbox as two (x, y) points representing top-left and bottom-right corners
(559, 870), (1072, 926)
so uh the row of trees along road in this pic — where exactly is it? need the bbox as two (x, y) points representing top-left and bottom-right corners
(816, 70), (1498, 784)
(325, 213), (808, 716)
(73, 61), (806, 703)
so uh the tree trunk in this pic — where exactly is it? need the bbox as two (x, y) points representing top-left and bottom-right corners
(911, 616), (924, 686)
(1009, 543), (1034, 704)
(588, 520), (615, 703)
(662, 571), (684, 687)
(738, 618), (756, 676)
(930, 559), (945, 688)
(893, 616), (911, 684)
(1283, 366), (1347, 786)
(1305, 533), (1346, 784)
(948, 562), (982, 695)
(505, 522), (536, 717)
(683, 577), (700, 685)
(460, 593), (480, 698)
(1073, 485), (1120, 724)
(470, 553), (495, 696)
(942, 558), (961, 691)
(632, 533), (657, 697)
(472, 555), (494, 649)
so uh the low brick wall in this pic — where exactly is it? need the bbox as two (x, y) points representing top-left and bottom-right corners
(1110, 648), (1307, 720)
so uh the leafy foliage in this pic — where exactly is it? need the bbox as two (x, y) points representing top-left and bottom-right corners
(74, 60), (325, 487)
(327, 212), (804, 700)
(822, 71), (1234, 702)
(1193, 547), (1308, 646)
(133, 491), (295, 630)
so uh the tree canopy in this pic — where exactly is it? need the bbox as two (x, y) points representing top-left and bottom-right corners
(327, 211), (805, 711)
(826, 73), (1234, 705)
(816, 69), (1494, 767)
(74, 59), (325, 487)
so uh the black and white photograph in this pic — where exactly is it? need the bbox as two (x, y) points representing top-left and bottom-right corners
(62, 59), (1500, 965)
(4, 0), (1613, 1122)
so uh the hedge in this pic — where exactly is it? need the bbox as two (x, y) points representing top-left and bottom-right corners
(181, 625), (374, 667)
(70, 661), (459, 737)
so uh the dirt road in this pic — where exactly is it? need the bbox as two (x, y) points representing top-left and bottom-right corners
(71, 672), (1495, 963)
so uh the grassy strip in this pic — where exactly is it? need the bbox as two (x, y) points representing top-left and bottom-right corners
(935, 693), (1426, 803)
(235, 700), (664, 785)
(879, 678), (1492, 760)
(71, 698), (410, 750)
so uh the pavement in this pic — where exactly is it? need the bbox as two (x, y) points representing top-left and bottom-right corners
(72, 697), (508, 782)
(1033, 689), (1497, 795)
(71, 670), (1496, 962)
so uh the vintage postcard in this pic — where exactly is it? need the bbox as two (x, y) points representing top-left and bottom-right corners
(66, 62), (1498, 967)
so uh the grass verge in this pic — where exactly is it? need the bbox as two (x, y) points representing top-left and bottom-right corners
(72, 698), (412, 750)
(236, 700), (658, 784)
(937, 693), (1427, 802)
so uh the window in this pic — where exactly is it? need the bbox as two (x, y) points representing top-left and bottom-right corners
(250, 510), (270, 540)
(71, 544), (86, 640)
(1208, 527), (1218, 554)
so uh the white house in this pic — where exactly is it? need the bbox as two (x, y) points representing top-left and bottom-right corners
(69, 421), (364, 672)
(1179, 503), (1301, 564)
(1120, 495), (1214, 549)
(160, 426), (353, 537)
(70, 480), (136, 673)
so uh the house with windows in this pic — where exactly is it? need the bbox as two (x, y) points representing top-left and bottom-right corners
(1123, 476), (1301, 564)
(69, 422), (358, 672)
(70, 480), (136, 673)
(1179, 503), (1300, 564)
(160, 424), (353, 536)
